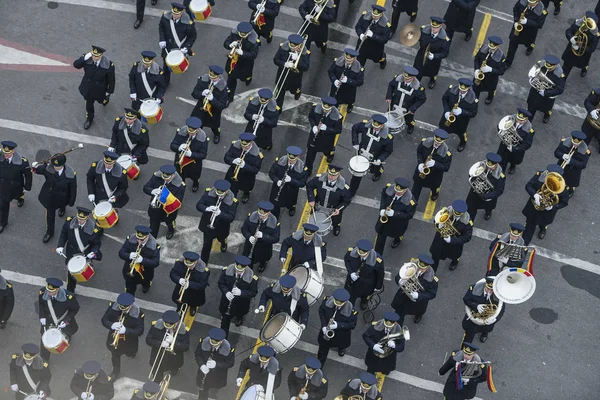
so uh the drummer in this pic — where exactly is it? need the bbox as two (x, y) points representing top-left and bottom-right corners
(87, 151), (130, 215)
(306, 164), (352, 236)
(143, 165), (186, 240)
(257, 275), (309, 329)
(304, 96), (343, 176)
(109, 108), (150, 166)
(55, 206), (103, 293)
(9, 343), (51, 400)
(70, 360), (115, 400)
(191, 65), (230, 144)
(349, 114), (394, 197)
(385, 66), (427, 135)
(236, 345), (282, 394)
(38, 277), (80, 362)
(224, 21), (261, 101)
(129, 51), (166, 112)
(170, 116), (209, 193)
(279, 223), (327, 271)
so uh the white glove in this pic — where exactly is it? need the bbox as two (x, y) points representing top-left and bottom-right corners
(476, 304), (486, 313)
(300, 324), (306, 330)
(305, 14), (312, 21)
(119, 326), (126, 334)
(229, 41), (239, 49)
(426, 159), (435, 168)
(285, 61), (295, 68)
(130, 93), (137, 101)
(200, 365), (210, 374)
(453, 107), (462, 116)
(520, 17), (527, 24)
(329, 320), (338, 330)
(427, 52), (434, 60)
(159, 41), (166, 49)
(314, 5), (322, 12)
(410, 291), (419, 300)
(178, 278), (186, 286)
(514, 22), (520, 29)
(276, 180), (283, 187)
(55, 247), (64, 256)
(236, 378), (243, 387)
(257, 115), (264, 124)
(111, 322), (122, 330)
(333, 79), (342, 88)
(252, 114), (259, 121)
(232, 287), (242, 296)
(373, 343), (385, 354)
(366, 30), (373, 38)
(249, 236), (257, 244)
(570, 36), (578, 46)
(88, 194), (95, 203)
(185, 149), (192, 157)
(32, 161), (39, 168)
(284, 175), (292, 183)
(372, 159), (381, 165)
(359, 33), (365, 41)
(108, 196), (116, 203)
(40, 318), (46, 326)
(299, 392), (309, 400)
(321, 326), (328, 335)
(385, 209), (394, 217)
(258, 305), (266, 312)
(226, 292), (235, 301)
(507, 145), (513, 152)
(10, 384), (18, 392)
(533, 193), (541, 206)
(257, 4), (265, 12)
(562, 154), (570, 161)
(473, 69), (480, 78)
(161, 339), (170, 348)
(538, 90), (545, 96)
(341, 75), (348, 83)
(486, 316), (497, 325)
(379, 209), (385, 216)
(58, 321), (67, 329)
(387, 340), (396, 348)
(135, 256), (143, 264)
(591, 110), (599, 120)
(239, 160), (246, 168)
(205, 205), (216, 212)
(418, 163), (425, 173)
(254, 230), (263, 238)
(207, 93), (214, 101)
(233, 158), (242, 165)
(290, 52), (299, 61)
(178, 143), (187, 151)
(443, 236), (451, 243)
(84, 251), (95, 260)
(319, 124), (327, 131)
(151, 188), (161, 195)
(303, 261), (310, 268)
(181, 47), (188, 55)
(202, 89), (210, 96)
(236, 48), (243, 55)
(350, 272), (359, 281)
(84, 52), (93, 60)
(462, 378), (470, 384)
(312, 126), (319, 134)
(207, 359), (216, 369)
(572, 44), (580, 50)
(81, 393), (93, 400)
(107, 146), (115, 152)
(280, 257), (287, 263)
(481, 65), (492, 73)
(545, 205), (553, 211)
(444, 112), (451, 120)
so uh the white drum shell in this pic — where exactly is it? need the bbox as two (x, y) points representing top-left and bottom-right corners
(307, 210), (332, 236)
(259, 312), (302, 354)
(116, 154), (133, 169)
(289, 266), (324, 306)
(348, 155), (370, 177)
(94, 201), (113, 217)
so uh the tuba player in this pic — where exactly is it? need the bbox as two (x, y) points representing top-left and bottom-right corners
(462, 274), (505, 344)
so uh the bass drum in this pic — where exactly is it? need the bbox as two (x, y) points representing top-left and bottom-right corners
(307, 210), (332, 236)
(25, 396), (54, 400)
(288, 265), (323, 306)
(241, 384), (269, 400)
(259, 312), (302, 354)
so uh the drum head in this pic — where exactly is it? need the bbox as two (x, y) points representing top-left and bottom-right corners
(308, 211), (331, 234)
(140, 100), (158, 115)
(42, 329), (62, 347)
(190, 0), (208, 8)
(116, 155), (132, 168)
(241, 385), (265, 400)
(166, 50), (184, 65)
(289, 266), (309, 288)
(67, 255), (86, 272)
(94, 201), (112, 216)
(349, 155), (370, 171)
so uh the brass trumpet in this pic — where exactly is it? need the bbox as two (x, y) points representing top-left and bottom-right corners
(178, 135), (193, 166)
(208, 196), (223, 229)
(202, 81), (214, 112)
(232, 148), (248, 182)
(111, 311), (126, 349)
(128, 243), (143, 277)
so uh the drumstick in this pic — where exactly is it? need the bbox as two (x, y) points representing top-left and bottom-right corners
(321, 205), (345, 223)
(52, 248), (67, 259)
(310, 204), (317, 223)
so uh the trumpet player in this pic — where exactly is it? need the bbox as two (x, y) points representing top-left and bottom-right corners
(279, 223), (327, 270)
(244, 88), (281, 151)
(306, 164), (352, 236)
(443, 0), (480, 41)
(269, 146), (308, 219)
(521, 164), (569, 243)
(429, 199), (473, 271)
(411, 129), (451, 202)
(391, 254), (438, 326)
(170, 251), (209, 317)
(218, 255), (258, 336)
(196, 180), (238, 263)
(299, 0), (336, 52)
(158, 2), (197, 87)
(374, 177), (416, 254)
(130, 381), (160, 400)
(350, 114), (394, 196)
(413, 16), (450, 89)
(87, 151), (130, 217)
(241, 200), (281, 273)
(191, 65), (230, 144)
(0, 141), (32, 233)
(496, 108), (534, 175)
(385, 66), (426, 135)
(472, 36), (507, 105)
(118, 225), (161, 295)
(581, 87), (600, 149)
(465, 152), (506, 222)
(146, 309), (190, 381)
(224, 22), (260, 100)
(70, 360), (115, 400)
(143, 165), (185, 240)
(561, 11), (599, 78)
(101, 293), (145, 380)
(109, 108), (150, 166)
(9, 343), (51, 400)
(439, 78), (478, 153)
(0, 269), (15, 329)
(224, 132), (264, 203)
(316, 288), (358, 365)
(344, 239), (384, 310)
(328, 48), (364, 114)
(304, 96), (343, 176)
(462, 275), (504, 344)
(554, 130), (590, 197)
(273, 34), (311, 108)
(236, 345), (282, 392)
(505, 0), (547, 68)
(487, 223), (529, 275)
(338, 371), (382, 400)
(363, 311), (405, 376)
(526, 54), (565, 123)
(355, 5), (392, 69)
(288, 356), (329, 400)
(249, 0), (281, 44)
(128, 51), (166, 112)
(439, 342), (493, 399)
(195, 328), (235, 400)
(170, 116), (208, 193)
(257, 275), (310, 329)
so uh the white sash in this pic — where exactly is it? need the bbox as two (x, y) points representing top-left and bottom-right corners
(265, 372), (276, 400)
(141, 71), (156, 97)
(123, 128), (135, 151)
(22, 364), (38, 392)
(73, 226), (88, 253)
(101, 171), (115, 197)
(289, 297), (298, 316)
(47, 299), (59, 326)
(169, 19), (184, 48)
(314, 246), (324, 276)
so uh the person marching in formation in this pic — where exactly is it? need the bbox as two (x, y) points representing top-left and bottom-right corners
(109, 109), (150, 166)
(561, 11), (598, 78)
(268, 146), (308, 219)
(224, 22), (260, 100)
(170, 116), (209, 193)
(413, 16), (450, 89)
(170, 251), (209, 316)
(101, 292), (145, 380)
(236, 345), (282, 392)
(472, 36), (507, 105)
(316, 288), (357, 364)
(526, 54), (565, 123)
(195, 327), (235, 400)
(439, 342), (493, 400)
(33, 154), (77, 243)
(143, 164), (185, 239)
(487, 223), (528, 275)
(257, 275), (310, 329)
(355, 4), (391, 69)
(443, 0), (480, 41)
(128, 51), (166, 112)
(241, 200), (281, 272)
(389, 0), (419, 36)
(287, 356), (329, 400)
(9, 344), (51, 400)
(299, 0), (336, 52)
(218, 255), (258, 336)
(118, 225), (161, 295)
(273, 34), (311, 108)
(554, 130), (590, 197)
(146, 309), (190, 382)
(304, 96), (343, 176)
(0, 269), (15, 329)
(505, 0), (547, 68)
(130, 381), (161, 400)
(411, 129), (452, 202)
(439, 78), (479, 153)
(279, 223), (327, 270)
(249, 0), (281, 44)
(306, 164), (352, 236)
(465, 152), (506, 222)
(344, 239), (384, 310)
(158, 2), (197, 87)
(191, 65), (230, 144)
(385, 66), (426, 135)
(363, 311), (406, 376)
(541, 0), (561, 15)
(244, 88), (281, 151)
(338, 371), (382, 400)
(430, 199), (473, 271)
(87, 151), (130, 220)
(496, 108), (534, 175)
(69, 360), (115, 400)
(73, 45), (115, 129)
(0, 141), (32, 233)
(328, 48), (364, 114)
(391, 254), (439, 326)
(374, 177), (416, 254)
(462, 274), (505, 344)
(581, 87), (600, 150)
(224, 132), (264, 203)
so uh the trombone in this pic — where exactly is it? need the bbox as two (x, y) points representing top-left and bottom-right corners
(202, 81), (215, 112)
(111, 311), (127, 349)
(84, 379), (94, 400)
(178, 135), (193, 166)
(298, 0), (327, 35)
(128, 243), (143, 277)
(274, 34), (308, 100)
(252, 102), (268, 135)
(148, 304), (188, 381)
(158, 374), (171, 400)
(177, 268), (192, 303)
(208, 196), (223, 229)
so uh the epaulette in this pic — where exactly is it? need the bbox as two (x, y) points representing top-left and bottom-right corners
(123, 169), (127, 175)
(312, 103), (317, 106)
(140, 313), (145, 318)
(40, 289), (44, 295)
(134, 389), (139, 394)
(536, 171), (540, 175)
(294, 367), (299, 372)
(481, 364), (485, 369)
(449, 85), (453, 88)
(591, 90), (595, 95)
(108, 376), (112, 381)
(189, 20), (193, 25)
(222, 266), (228, 270)
(22, 157), (28, 162)
(231, 347), (235, 352)
(334, 57), (338, 62)
(304, 167), (308, 171)
(500, 173), (505, 178)
(67, 217), (72, 221)
(348, 247), (353, 251)
(199, 337), (203, 343)
(249, 96), (255, 101)
(276, 222), (281, 226)
(12, 354), (17, 359)
(133, 61), (138, 66)
(206, 188), (211, 192)
(322, 378), (327, 383)
(344, 184), (350, 189)
(152, 320), (157, 326)
(280, 43), (283, 47)
(586, 149), (591, 154)
(497, 234), (502, 239)
(116, 117), (121, 121)
(91, 162), (97, 167)
(141, 128), (147, 133)
(386, 183), (391, 187)
(316, 174), (322, 177)
(347, 379), (352, 383)
(43, 362), (48, 368)
(360, 67), (365, 71)
(421, 25), (425, 29)
(387, 22), (391, 27)
(73, 171), (77, 176)
(530, 129), (535, 133)
(446, 37), (450, 41)
(388, 134), (393, 139)
(362, 11), (367, 15)
(561, 138), (566, 142)
(560, 74), (565, 78)
(469, 286), (473, 290)
(376, 257), (382, 263)
(253, 275), (259, 280)
(421, 138), (426, 142)
(322, 242), (326, 247)
(257, 38), (261, 43)
(447, 151), (452, 156)
(232, 140), (236, 144)
(433, 276), (439, 282)
(474, 98), (479, 103)
(323, 295), (328, 300)
(163, 10), (167, 14)
(157, 244), (161, 249)
(109, 301), (113, 306)
(176, 258), (181, 262)
(352, 310), (358, 315)
(159, 70), (164, 75)
(7, 283), (11, 288)
(362, 119), (368, 123)
(468, 221), (473, 226)
(420, 86), (425, 91)
(68, 294), (73, 299)
(371, 321), (377, 326)
(276, 106), (281, 111)
(126, 235), (131, 239)
(205, 267), (209, 272)
(233, 198), (239, 203)
(270, 283), (275, 287)
(451, 352), (456, 356)
(275, 157), (279, 162)
(259, 152), (264, 159)
(410, 200), (415, 206)
(302, 293), (307, 297)
(110, 62), (115, 67)
(542, 9), (547, 15)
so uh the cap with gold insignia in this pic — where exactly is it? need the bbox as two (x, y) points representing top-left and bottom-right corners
(485, 273), (496, 289)
(186, 116), (202, 130)
(286, 145), (302, 157)
(257, 345), (275, 358)
(485, 152), (501, 165)
(171, 2), (186, 13)
(305, 356), (321, 370)
(327, 164), (343, 175)
(22, 343), (40, 360)
(383, 311), (400, 323)
(371, 4), (386, 14)
(1, 140), (17, 153)
(162, 310), (180, 325)
(332, 288), (350, 302)
(183, 251), (200, 263)
(462, 342), (479, 354)
(544, 54), (560, 68)
(46, 277), (63, 290)
(237, 21), (253, 37)
(52, 154), (67, 167)
(103, 150), (119, 164)
(240, 132), (256, 144)
(344, 48), (359, 58)
(76, 206), (92, 218)
(279, 274), (296, 289)
(91, 45), (106, 56)
(434, 128), (449, 140)
(141, 50), (157, 64)
(160, 165), (177, 179)
(214, 179), (231, 193)
(257, 200), (274, 213)
(359, 371), (377, 386)
(403, 66), (419, 77)
(117, 292), (135, 307)
(235, 255), (252, 267)
(430, 16), (445, 27)
(509, 222), (525, 235)
(135, 225), (152, 239)
(487, 36), (503, 47)
(571, 130), (586, 142)
(547, 164), (563, 175)
(124, 108), (137, 119)
(209, 327), (226, 341)
(288, 34), (304, 45)
(394, 177), (410, 189)
(451, 199), (468, 214)
(458, 78), (473, 90)
(208, 65), (224, 77)
(321, 96), (337, 106)
(372, 114), (388, 125)
(356, 239), (373, 252)
(516, 107), (532, 120)
(258, 88), (273, 100)
(418, 253), (434, 267)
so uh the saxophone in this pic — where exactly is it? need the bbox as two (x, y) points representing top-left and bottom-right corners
(419, 146), (436, 178)
(514, 9), (527, 36)
(474, 53), (490, 86)
(444, 98), (460, 127)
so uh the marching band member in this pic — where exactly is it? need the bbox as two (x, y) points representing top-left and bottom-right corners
(191, 65), (230, 144)
(363, 311), (405, 376)
(581, 87), (600, 150)
(87, 151), (130, 217)
(73, 45), (115, 130)
(541, 0), (561, 15)
(465, 152), (506, 222)
(170, 116), (208, 193)
(257, 275), (310, 329)
(339, 371), (382, 400)
(170, 251), (209, 316)
(496, 108), (534, 175)
(268, 146), (308, 219)
(218, 255), (258, 336)
(38, 277), (80, 362)
(236, 345), (282, 392)
(554, 130), (590, 197)
(344, 239), (384, 310)
(33, 154), (77, 243)
(411, 129), (451, 202)
(505, 0), (547, 68)
(128, 51), (166, 112)
(288, 356), (328, 400)
(472, 36), (507, 105)
(413, 16), (450, 89)
(273, 34), (311, 108)
(195, 328), (235, 400)
(9, 344), (51, 400)
(299, 0), (336, 51)
(242, 201), (281, 272)
(109, 109), (150, 166)
(70, 360), (115, 400)
(526, 55), (565, 123)
(439, 78), (479, 153)
(374, 177), (416, 254)
(462, 274), (505, 344)
(279, 223), (327, 270)
(0, 141), (32, 233)
(101, 293), (145, 380)
(355, 5), (392, 69)
(561, 11), (598, 78)
(56, 207), (102, 293)
(385, 66), (426, 135)
(118, 225), (161, 295)
(316, 288), (357, 365)
(304, 96), (343, 176)
(521, 164), (569, 243)
(146, 309), (190, 382)
(306, 164), (352, 236)
(130, 381), (160, 400)
(350, 114), (394, 196)
(429, 199), (473, 271)
(224, 22), (260, 100)
(443, 0), (480, 41)
(196, 180), (238, 263)
(328, 48), (364, 113)
(244, 88), (281, 151)
(439, 342), (494, 399)
(158, 2), (197, 87)
(143, 165), (185, 240)
(249, 0), (281, 44)
(487, 223), (528, 275)
(224, 132), (264, 203)
(0, 269), (15, 329)
(390, 0), (419, 35)
(391, 254), (438, 325)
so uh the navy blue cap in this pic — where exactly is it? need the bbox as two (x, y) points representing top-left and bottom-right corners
(327, 164), (343, 173)
(371, 4), (386, 12)
(516, 108), (532, 119)
(403, 65), (419, 76)
(82, 360), (102, 375)
(91, 45), (106, 55)
(303, 223), (319, 233)
(160, 164), (177, 175)
(279, 275), (297, 288)
(117, 293), (135, 307)
(462, 342), (479, 353)
(394, 177), (410, 188)
(332, 288), (350, 302)
(237, 21), (253, 34)
(571, 130), (586, 140)
(433, 128), (449, 139)
(186, 116), (202, 130)
(458, 78), (474, 87)
(171, 2), (186, 11)
(162, 310), (180, 324)
(209, 65), (224, 75)
(235, 255), (252, 266)
(143, 381), (161, 394)
(214, 179), (231, 192)
(488, 36), (503, 45)
(239, 132), (256, 142)
(208, 327), (226, 341)
(586, 10), (599, 23)
(257, 200), (274, 212)
(288, 34), (303, 44)
(452, 199), (468, 213)
(360, 371), (377, 385)
(356, 239), (373, 252)
(76, 206), (92, 215)
(1, 140), (17, 151)
(52, 154), (66, 167)
(258, 88), (273, 99)
(258, 345), (275, 357)
(486, 152), (502, 164)
(46, 277), (63, 289)
(183, 251), (200, 261)
(286, 145), (302, 156)
(547, 164), (563, 174)
(544, 54), (560, 65)
(344, 48), (359, 57)
(372, 114), (388, 124)
(383, 311), (400, 322)
(418, 253), (434, 266)
(430, 16), (445, 25)
(103, 150), (119, 161)
(22, 343), (39, 355)
(141, 50), (157, 60)
(135, 225), (152, 235)
(305, 356), (322, 370)
(124, 108), (137, 118)
(321, 96), (337, 106)
(509, 222), (525, 232)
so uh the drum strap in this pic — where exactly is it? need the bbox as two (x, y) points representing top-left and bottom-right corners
(74, 227), (89, 253)
(141, 72), (156, 97)
(290, 297), (298, 315)
(314, 246), (324, 276)
(47, 299), (59, 326)
(265, 372), (276, 400)
(170, 19), (184, 48)
(21, 364), (38, 392)
(101, 172), (116, 198)
(123, 128), (136, 152)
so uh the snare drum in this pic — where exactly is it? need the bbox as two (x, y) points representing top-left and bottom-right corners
(165, 49), (190, 74)
(140, 100), (164, 125)
(259, 312), (303, 354)
(307, 210), (332, 236)
(25, 395), (54, 400)
(116, 154), (141, 180)
(386, 110), (406, 135)
(189, 0), (212, 20)
(241, 384), (266, 400)
(42, 327), (69, 354)
(67, 255), (95, 282)
(93, 201), (119, 229)
(289, 266), (323, 306)
(348, 155), (370, 177)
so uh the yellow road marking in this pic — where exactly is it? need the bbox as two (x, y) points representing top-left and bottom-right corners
(423, 195), (438, 220)
(211, 237), (220, 252)
(376, 0), (386, 6)
(376, 372), (386, 392)
(472, 13), (492, 56)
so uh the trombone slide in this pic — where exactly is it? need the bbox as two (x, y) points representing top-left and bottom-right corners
(177, 268), (192, 303)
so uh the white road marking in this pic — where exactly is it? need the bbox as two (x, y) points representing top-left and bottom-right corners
(0, 44), (69, 66)
(69, 377), (201, 400)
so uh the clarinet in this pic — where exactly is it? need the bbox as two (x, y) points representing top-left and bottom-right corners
(249, 219), (263, 258)
(311, 112), (327, 147)
(274, 164), (292, 202)
(199, 347), (216, 391)
(225, 275), (241, 316)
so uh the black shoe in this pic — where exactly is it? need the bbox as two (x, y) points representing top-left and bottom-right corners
(0, 320), (6, 329)
(333, 226), (340, 236)
(484, 211), (492, 220)
(110, 371), (120, 381)
(166, 230), (175, 240)
(338, 348), (346, 357)
(480, 332), (488, 343)
(568, 189), (574, 198)
(151, 0), (157, 4)
(430, 192), (439, 201)
(43, 234), (52, 243)
(428, 80), (436, 89)
(380, 58), (387, 69)
(449, 260), (459, 271)
(84, 119), (93, 130)
(407, 125), (414, 134)
(391, 238), (402, 248)
(288, 207), (296, 216)
(0, 225), (5, 234)
(485, 96), (494, 105)
(321, 44), (327, 54)
(258, 262), (267, 273)
(537, 229), (546, 239)
(294, 91), (301, 100)
(221, 241), (228, 252)
(372, 174), (381, 182)
(413, 315), (422, 324)
(142, 286), (150, 293)
(234, 316), (244, 327)
(464, 32), (472, 41)
(543, 114), (550, 123)
(58, 208), (65, 217)
(213, 134), (221, 144)
(347, 104), (354, 114)
(457, 143), (466, 152)
(266, 34), (273, 44)
(553, 7), (560, 16)
(525, 47), (534, 56)
(505, 62), (512, 69)
(192, 182), (199, 192)
(134, 19), (142, 29)
(325, 154), (334, 163)
(246, 78), (252, 86)
(17, 198), (24, 207)
(580, 69), (588, 77)
(508, 164), (516, 175)
(360, 299), (368, 310)
(241, 192), (250, 203)
(190, 307), (197, 316)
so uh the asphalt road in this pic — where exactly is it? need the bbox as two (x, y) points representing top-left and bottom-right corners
(1, 0), (600, 399)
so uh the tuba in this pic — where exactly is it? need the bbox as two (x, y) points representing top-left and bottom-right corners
(434, 207), (460, 237)
(528, 64), (555, 91)
(497, 115), (522, 148)
(397, 262), (424, 301)
(572, 17), (596, 57)
(468, 161), (494, 196)
(532, 171), (565, 211)
(493, 267), (536, 304)
(374, 327), (410, 358)
(586, 109), (600, 130)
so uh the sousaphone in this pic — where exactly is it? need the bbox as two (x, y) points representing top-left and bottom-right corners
(493, 267), (536, 304)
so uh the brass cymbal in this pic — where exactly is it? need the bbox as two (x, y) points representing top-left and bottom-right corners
(398, 23), (421, 47)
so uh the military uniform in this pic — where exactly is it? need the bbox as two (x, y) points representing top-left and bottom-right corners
(299, 0), (336, 50)
(487, 229), (528, 275)
(118, 230), (161, 294)
(561, 15), (599, 77)
(169, 259), (210, 309)
(462, 279), (505, 344)
(145, 317), (190, 380)
(0, 143), (32, 232)
(241, 209), (281, 269)
(109, 115), (150, 165)
(279, 229), (327, 269)
(472, 40), (507, 102)
(443, 0), (480, 40)
(249, 0), (281, 42)
(128, 56), (166, 111)
(306, 172), (352, 232)
(526, 58), (565, 122)
(340, 377), (383, 400)
(465, 155), (506, 222)
(191, 68), (230, 140)
(195, 334), (235, 397)
(554, 136), (590, 194)
(411, 134), (452, 202)
(287, 364), (329, 399)
(316, 293), (357, 366)
(273, 36), (311, 108)
(413, 24), (450, 86)
(429, 203), (473, 271)
(390, 0), (419, 34)
(438, 82), (479, 151)
(305, 101), (343, 174)
(374, 181), (416, 254)
(158, 9), (197, 86)
(496, 112), (534, 173)
(70, 363), (114, 400)
(391, 258), (438, 325)
(224, 23), (260, 98)
(439, 347), (489, 400)
(142, 167), (186, 239)
(355, 8), (391, 68)
(581, 88), (600, 149)
(541, 0), (561, 14)
(344, 246), (384, 306)
(0, 273), (14, 328)
(87, 159), (130, 208)
(363, 319), (405, 375)
(9, 348), (51, 400)
(268, 153), (308, 219)
(244, 93), (281, 150)
(170, 121), (209, 189)
(259, 281), (310, 326)
(385, 72), (426, 133)
(328, 51), (365, 109)
(217, 261), (258, 336)
(237, 353), (282, 390)
(224, 136), (264, 199)
(505, 0), (547, 66)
